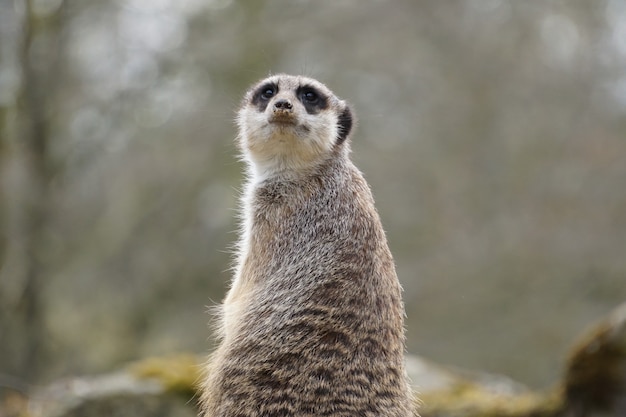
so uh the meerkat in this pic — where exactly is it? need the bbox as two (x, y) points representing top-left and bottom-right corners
(200, 74), (415, 416)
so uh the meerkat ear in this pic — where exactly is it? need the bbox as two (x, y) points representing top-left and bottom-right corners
(336, 104), (353, 145)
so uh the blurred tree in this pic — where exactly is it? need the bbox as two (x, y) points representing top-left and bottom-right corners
(0, 0), (66, 381)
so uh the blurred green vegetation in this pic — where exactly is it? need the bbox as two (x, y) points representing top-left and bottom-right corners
(1, 0), (625, 391)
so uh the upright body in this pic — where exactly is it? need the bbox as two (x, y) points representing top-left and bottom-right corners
(200, 74), (414, 416)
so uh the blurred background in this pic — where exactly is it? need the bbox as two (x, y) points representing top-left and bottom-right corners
(1, 0), (625, 393)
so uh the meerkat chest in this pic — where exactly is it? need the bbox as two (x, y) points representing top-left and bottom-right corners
(252, 179), (321, 229)
(237, 178), (341, 289)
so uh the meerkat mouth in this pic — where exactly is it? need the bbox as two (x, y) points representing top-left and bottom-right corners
(268, 113), (297, 126)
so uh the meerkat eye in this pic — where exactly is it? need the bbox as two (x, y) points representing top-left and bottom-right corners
(302, 90), (319, 104)
(261, 88), (275, 100)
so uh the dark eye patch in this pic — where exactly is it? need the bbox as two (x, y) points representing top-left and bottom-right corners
(261, 88), (275, 100)
(251, 82), (279, 112)
(296, 85), (328, 114)
(301, 90), (319, 104)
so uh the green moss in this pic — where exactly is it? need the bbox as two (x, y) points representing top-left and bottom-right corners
(129, 354), (202, 395)
(419, 382), (563, 417)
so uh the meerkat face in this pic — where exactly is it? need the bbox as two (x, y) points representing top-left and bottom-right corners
(237, 74), (353, 180)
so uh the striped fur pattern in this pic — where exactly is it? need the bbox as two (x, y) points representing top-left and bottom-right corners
(200, 75), (414, 416)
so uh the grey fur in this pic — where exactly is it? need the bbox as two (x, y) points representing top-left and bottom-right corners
(199, 75), (415, 416)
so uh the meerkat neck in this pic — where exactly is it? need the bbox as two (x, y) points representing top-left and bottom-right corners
(245, 154), (320, 183)
(244, 146), (347, 184)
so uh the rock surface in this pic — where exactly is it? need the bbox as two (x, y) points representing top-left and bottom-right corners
(5, 302), (625, 417)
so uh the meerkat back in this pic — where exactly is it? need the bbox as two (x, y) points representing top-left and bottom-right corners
(200, 74), (414, 417)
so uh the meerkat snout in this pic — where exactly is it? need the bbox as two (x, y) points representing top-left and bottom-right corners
(273, 99), (292, 110)
(271, 99), (295, 121)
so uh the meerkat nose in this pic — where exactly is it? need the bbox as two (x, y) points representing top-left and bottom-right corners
(273, 99), (293, 110)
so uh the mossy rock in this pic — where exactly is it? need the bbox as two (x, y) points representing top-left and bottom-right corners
(18, 302), (626, 417)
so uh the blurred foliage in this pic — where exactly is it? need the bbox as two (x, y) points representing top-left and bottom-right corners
(1, 0), (625, 392)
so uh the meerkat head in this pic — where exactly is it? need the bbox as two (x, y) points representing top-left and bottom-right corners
(237, 74), (353, 181)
